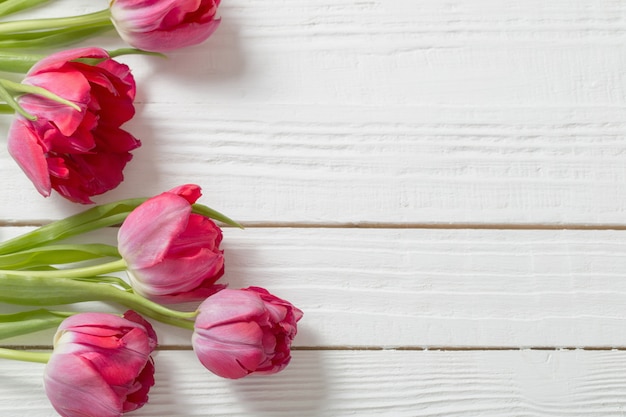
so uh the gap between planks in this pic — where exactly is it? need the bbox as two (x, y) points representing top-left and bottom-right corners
(5, 221), (626, 231)
(7, 345), (626, 352)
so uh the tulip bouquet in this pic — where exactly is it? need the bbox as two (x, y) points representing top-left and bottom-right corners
(0, 1), (305, 416)
(0, 184), (303, 416)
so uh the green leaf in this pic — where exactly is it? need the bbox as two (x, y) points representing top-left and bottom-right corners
(0, 198), (147, 255)
(0, 243), (120, 270)
(0, 197), (241, 256)
(192, 203), (244, 229)
(0, 308), (70, 340)
(0, 103), (14, 113)
(0, 26), (113, 56)
(0, 49), (43, 73)
(0, 9), (111, 34)
(108, 48), (166, 60)
(0, 78), (81, 111)
(0, 0), (49, 18)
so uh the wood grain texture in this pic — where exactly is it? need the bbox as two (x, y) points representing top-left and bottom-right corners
(2, 226), (626, 348)
(1, 0), (626, 224)
(1, 349), (626, 417)
(1, 1), (625, 416)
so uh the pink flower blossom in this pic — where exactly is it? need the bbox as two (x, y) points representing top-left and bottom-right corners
(192, 287), (303, 379)
(43, 310), (157, 417)
(118, 184), (225, 303)
(110, 0), (221, 52)
(7, 47), (140, 204)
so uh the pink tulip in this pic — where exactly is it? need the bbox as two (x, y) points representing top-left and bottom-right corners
(7, 47), (140, 204)
(110, 0), (221, 52)
(43, 310), (157, 417)
(192, 287), (303, 379)
(118, 184), (225, 303)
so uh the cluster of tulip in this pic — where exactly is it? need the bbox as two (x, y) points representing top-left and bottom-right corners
(0, 184), (303, 416)
(0, 1), (304, 417)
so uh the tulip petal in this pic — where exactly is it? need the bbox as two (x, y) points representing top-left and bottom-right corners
(80, 332), (153, 386)
(196, 289), (267, 327)
(118, 192), (191, 269)
(45, 354), (122, 417)
(200, 321), (265, 346)
(130, 249), (223, 296)
(169, 213), (222, 253)
(167, 183), (202, 204)
(29, 47), (109, 75)
(192, 332), (264, 379)
(57, 312), (146, 337)
(123, 358), (155, 411)
(7, 119), (51, 197)
(113, 0), (199, 32)
(124, 19), (220, 52)
(20, 71), (90, 136)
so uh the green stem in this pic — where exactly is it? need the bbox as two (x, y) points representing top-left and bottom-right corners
(107, 288), (197, 330)
(0, 9), (112, 34)
(90, 275), (132, 291)
(0, 243), (121, 270)
(0, 273), (198, 331)
(0, 78), (33, 119)
(0, 258), (127, 278)
(0, 103), (13, 113)
(0, 347), (50, 363)
(0, 79), (81, 111)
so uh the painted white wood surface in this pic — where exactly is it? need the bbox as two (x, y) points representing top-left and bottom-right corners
(2, 226), (626, 348)
(1, 0), (626, 416)
(2, 350), (626, 417)
(1, 0), (626, 224)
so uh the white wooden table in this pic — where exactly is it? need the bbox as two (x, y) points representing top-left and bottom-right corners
(2, 0), (626, 415)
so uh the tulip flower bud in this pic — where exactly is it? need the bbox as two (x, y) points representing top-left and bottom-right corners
(43, 310), (157, 417)
(118, 184), (225, 303)
(110, 0), (221, 52)
(192, 287), (303, 379)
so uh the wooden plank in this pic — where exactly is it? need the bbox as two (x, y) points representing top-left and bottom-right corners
(1, 1), (626, 224)
(1, 227), (626, 347)
(1, 349), (626, 416)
